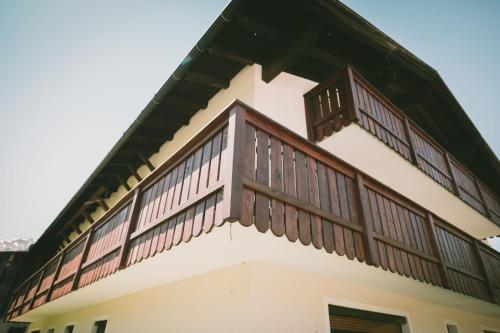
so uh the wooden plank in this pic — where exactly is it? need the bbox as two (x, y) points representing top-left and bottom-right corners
(270, 136), (285, 236)
(295, 150), (312, 245)
(283, 144), (298, 241)
(240, 122), (256, 227)
(45, 255), (64, 302)
(118, 190), (143, 269)
(472, 240), (499, 303)
(355, 173), (380, 266)
(307, 157), (323, 249)
(69, 229), (94, 291)
(255, 129), (270, 232)
(318, 163), (334, 253)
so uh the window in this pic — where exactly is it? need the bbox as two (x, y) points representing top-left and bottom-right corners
(47, 329), (55, 333)
(92, 321), (107, 333)
(7, 327), (27, 333)
(64, 326), (74, 333)
(329, 305), (406, 333)
(446, 323), (459, 333)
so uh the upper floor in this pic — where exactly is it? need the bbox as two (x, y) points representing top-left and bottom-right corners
(3, 0), (500, 324)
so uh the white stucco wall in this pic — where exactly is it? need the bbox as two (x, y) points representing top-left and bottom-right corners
(26, 223), (500, 333)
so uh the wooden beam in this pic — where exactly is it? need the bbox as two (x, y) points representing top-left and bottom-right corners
(184, 70), (229, 89)
(98, 199), (109, 211)
(115, 174), (131, 191)
(126, 164), (142, 182)
(308, 46), (346, 68)
(138, 152), (155, 172)
(208, 45), (254, 65)
(262, 21), (324, 83)
(161, 94), (208, 110)
(118, 189), (143, 269)
(82, 211), (94, 224)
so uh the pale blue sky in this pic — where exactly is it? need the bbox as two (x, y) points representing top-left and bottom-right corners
(0, 1), (498, 249)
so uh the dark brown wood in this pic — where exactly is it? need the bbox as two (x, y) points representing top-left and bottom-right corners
(444, 153), (460, 196)
(45, 254), (64, 302)
(70, 228), (94, 291)
(427, 213), (450, 288)
(138, 152), (155, 172)
(344, 65), (361, 124)
(355, 173), (380, 267)
(403, 119), (419, 166)
(118, 189), (143, 269)
(472, 240), (499, 303)
(475, 177), (492, 219)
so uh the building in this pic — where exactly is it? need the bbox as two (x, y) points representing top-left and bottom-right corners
(2, 0), (500, 332)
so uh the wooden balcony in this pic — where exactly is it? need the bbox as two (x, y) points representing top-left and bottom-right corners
(5, 101), (500, 321)
(304, 66), (500, 226)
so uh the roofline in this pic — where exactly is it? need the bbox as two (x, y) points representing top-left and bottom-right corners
(33, 0), (245, 249)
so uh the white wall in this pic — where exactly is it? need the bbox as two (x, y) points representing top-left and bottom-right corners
(24, 223), (500, 333)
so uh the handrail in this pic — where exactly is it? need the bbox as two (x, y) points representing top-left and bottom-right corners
(304, 65), (500, 226)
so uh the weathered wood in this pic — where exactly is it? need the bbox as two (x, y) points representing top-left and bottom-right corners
(45, 254), (64, 302)
(118, 190), (143, 269)
(472, 240), (499, 303)
(70, 229), (94, 291)
(355, 173), (380, 266)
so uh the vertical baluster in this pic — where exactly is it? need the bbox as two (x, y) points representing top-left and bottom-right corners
(426, 214), (450, 288)
(355, 173), (380, 267)
(28, 269), (45, 310)
(444, 153), (460, 196)
(474, 177), (491, 219)
(472, 240), (498, 304)
(46, 254), (64, 302)
(70, 228), (94, 291)
(118, 189), (143, 269)
(403, 118), (419, 167)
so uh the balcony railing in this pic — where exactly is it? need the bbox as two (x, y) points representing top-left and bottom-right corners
(5, 101), (500, 320)
(304, 66), (500, 225)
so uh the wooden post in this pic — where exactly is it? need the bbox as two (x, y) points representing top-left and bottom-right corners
(28, 269), (45, 310)
(223, 103), (247, 222)
(403, 118), (419, 167)
(70, 229), (94, 291)
(472, 240), (499, 304)
(344, 65), (361, 125)
(303, 95), (316, 141)
(355, 173), (380, 267)
(444, 153), (460, 197)
(118, 189), (143, 269)
(474, 177), (491, 219)
(46, 254), (64, 302)
(426, 214), (450, 288)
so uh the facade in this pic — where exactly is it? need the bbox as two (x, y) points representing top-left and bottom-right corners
(2, 1), (500, 333)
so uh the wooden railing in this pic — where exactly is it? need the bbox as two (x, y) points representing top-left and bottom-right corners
(5, 101), (500, 320)
(304, 66), (500, 225)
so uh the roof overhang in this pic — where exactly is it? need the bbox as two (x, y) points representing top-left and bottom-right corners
(33, 0), (499, 254)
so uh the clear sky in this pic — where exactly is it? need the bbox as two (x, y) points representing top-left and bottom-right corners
(0, 1), (499, 249)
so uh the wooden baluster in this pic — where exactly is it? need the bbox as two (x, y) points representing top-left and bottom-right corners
(223, 103), (247, 222)
(403, 118), (419, 167)
(472, 240), (499, 304)
(46, 254), (64, 303)
(28, 269), (45, 310)
(344, 65), (361, 126)
(426, 214), (450, 288)
(444, 153), (460, 197)
(118, 189), (143, 269)
(355, 173), (380, 267)
(474, 177), (492, 219)
(18, 282), (29, 312)
(70, 228), (94, 291)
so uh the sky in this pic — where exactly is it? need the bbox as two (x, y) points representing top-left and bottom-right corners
(0, 0), (499, 249)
